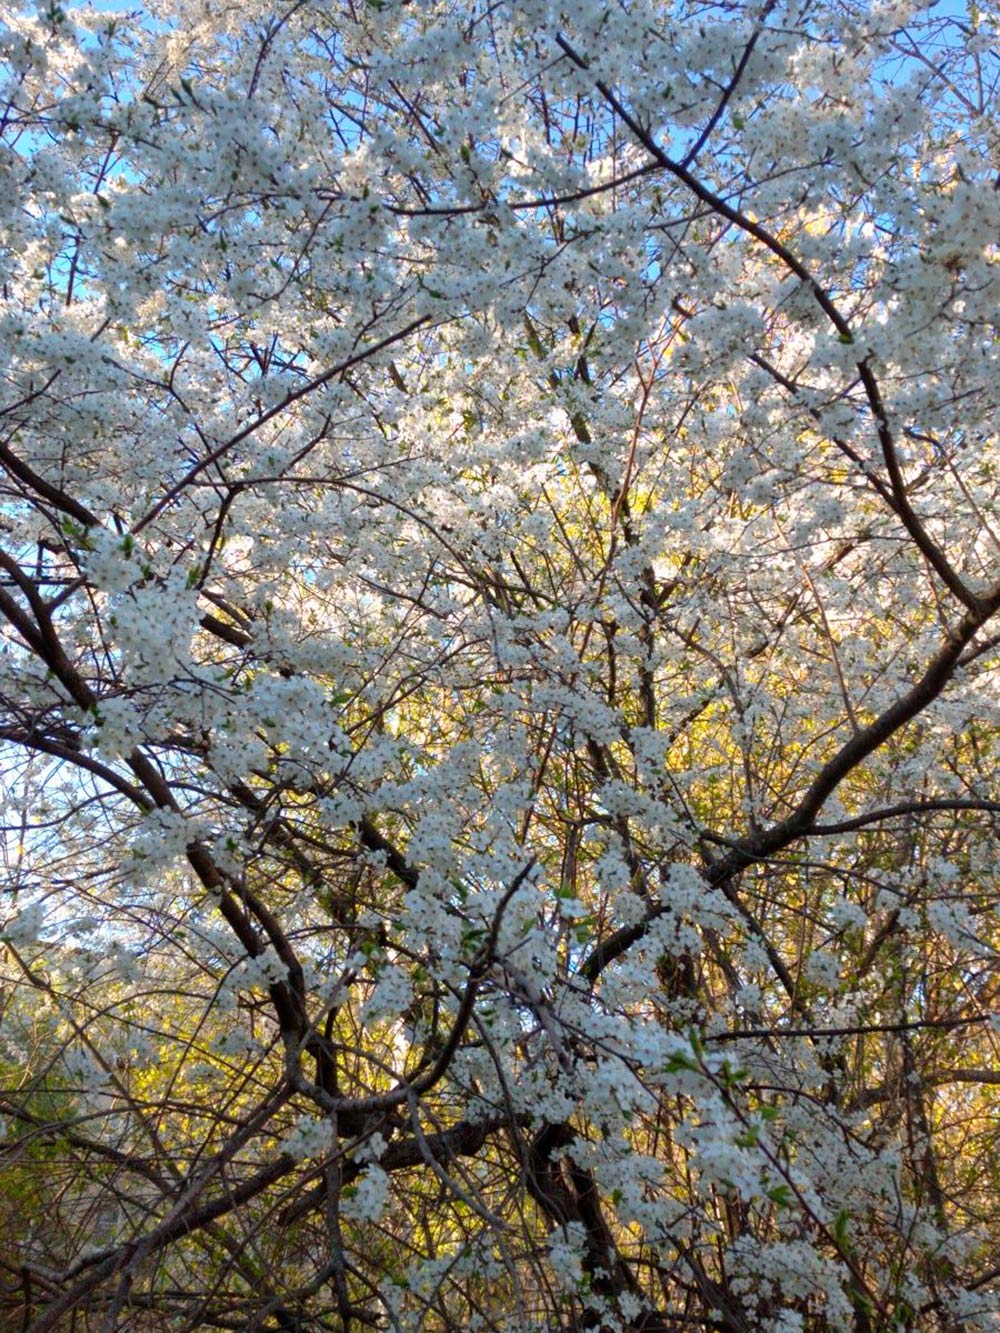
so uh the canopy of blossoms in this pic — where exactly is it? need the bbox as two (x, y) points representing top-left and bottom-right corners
(1, 1), (999, 1329)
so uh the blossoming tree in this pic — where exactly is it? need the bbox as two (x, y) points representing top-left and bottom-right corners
(1, 0), (999, 1328)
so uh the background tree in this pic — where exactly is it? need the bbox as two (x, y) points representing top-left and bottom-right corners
(1, 0), (1000, 1329)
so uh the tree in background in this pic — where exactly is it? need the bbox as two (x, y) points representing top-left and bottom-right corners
(1, 0), (999, 1328)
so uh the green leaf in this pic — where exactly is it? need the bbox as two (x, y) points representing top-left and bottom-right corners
(720, 1060), (747, 1088)
(663, 1051), (699, 1074)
